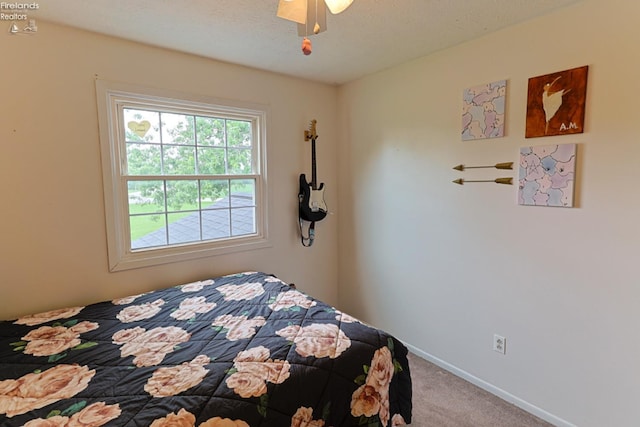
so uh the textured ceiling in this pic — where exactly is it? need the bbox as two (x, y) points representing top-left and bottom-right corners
(34, 0), (582, 85)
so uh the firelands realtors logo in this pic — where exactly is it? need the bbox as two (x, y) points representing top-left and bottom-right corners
(2, 2), (39, 35)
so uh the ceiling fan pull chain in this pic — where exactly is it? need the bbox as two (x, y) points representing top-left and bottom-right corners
(314, 0), (320, 34)
(301, 1), (312, 56)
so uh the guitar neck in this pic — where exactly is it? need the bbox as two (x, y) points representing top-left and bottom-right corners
(311, 137), (317, 190)
(304, 119), (319, 190)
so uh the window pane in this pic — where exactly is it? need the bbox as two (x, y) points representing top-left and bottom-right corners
(168, 212), (201, 245)
(230, 179), (255, 207)
(163, 145), (196, 175)
(196, 116), (225, 146)
(161, 113), (194, 145)
(231, 207), (255, 236)
(166, 180), (198, 212)
(197, 147), (226, 174)
(124, 109), (160, 143)
(130, 214), (167, 249)
(227, 120), (252, 147)
(126, 143), (162, 175)
(202, 209), (231, 240)
(227, 148), (252, 174)
(200, 180), (229, 208)
(128, 181), (164, 214)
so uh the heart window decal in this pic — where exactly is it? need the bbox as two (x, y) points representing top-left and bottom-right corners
(127, 120), (151, 138)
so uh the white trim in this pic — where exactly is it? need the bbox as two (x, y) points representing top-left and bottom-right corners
(96, 79), (270, 271)
(403, 343), (576, 427)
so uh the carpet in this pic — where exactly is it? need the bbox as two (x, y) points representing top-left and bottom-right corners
(407, 352), (554, 426)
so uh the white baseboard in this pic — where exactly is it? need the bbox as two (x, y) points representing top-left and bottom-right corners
(403, 343), (576, 427)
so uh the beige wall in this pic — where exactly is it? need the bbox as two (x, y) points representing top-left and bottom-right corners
(0, 22), (339, 319)
(337, 0), (639, 426)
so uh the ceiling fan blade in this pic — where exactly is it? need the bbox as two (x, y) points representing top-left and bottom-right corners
(277, 0), (308, 24)
(324, 0), (354, 14)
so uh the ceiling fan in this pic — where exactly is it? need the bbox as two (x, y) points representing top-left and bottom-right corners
(277, 0), (355, 55)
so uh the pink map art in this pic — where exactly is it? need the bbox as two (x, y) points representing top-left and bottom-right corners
(518, 143), (576, 207)
(462, 80), (506, 140)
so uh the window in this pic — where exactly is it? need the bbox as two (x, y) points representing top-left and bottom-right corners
(96, 80), (269, 271)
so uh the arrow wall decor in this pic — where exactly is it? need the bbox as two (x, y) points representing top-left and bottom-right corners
(453, 162), (513, 171)
(452, 161), (513, 186)
(452, 177), (513, 185)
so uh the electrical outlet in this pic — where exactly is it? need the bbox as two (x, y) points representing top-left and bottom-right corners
(493, 334), (506, 354)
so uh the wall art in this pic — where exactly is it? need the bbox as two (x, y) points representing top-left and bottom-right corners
(525, 65), (588, 138)
(518, 143), (576, 207)
(462, 79), (506, 140)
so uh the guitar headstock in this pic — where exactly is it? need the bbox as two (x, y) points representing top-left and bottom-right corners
(304, 119), (318, 141)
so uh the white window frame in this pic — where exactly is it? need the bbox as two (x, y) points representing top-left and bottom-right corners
(96, 80), (269, 271)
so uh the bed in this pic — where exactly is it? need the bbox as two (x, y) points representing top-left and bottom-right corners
(0, 271), (412, 426)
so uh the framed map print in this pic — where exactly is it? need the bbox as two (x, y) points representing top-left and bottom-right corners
(525, 66), (588, 138)
(518, 143), (576, 207)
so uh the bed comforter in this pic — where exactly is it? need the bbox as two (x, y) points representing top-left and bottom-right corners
(0, 271), (412, 426)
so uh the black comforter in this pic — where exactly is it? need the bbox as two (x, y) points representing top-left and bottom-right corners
(0, 272), (412, 426)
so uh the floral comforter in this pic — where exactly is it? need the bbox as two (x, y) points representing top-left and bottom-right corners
(0, 272), (412, 426)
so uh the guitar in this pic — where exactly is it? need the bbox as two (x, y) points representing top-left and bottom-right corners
(299, 119), (327, 222)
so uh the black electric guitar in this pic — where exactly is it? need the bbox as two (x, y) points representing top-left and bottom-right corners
(299, 120), (327, 222)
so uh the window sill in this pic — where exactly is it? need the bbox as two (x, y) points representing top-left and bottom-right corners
(109, 235), (271, 272)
